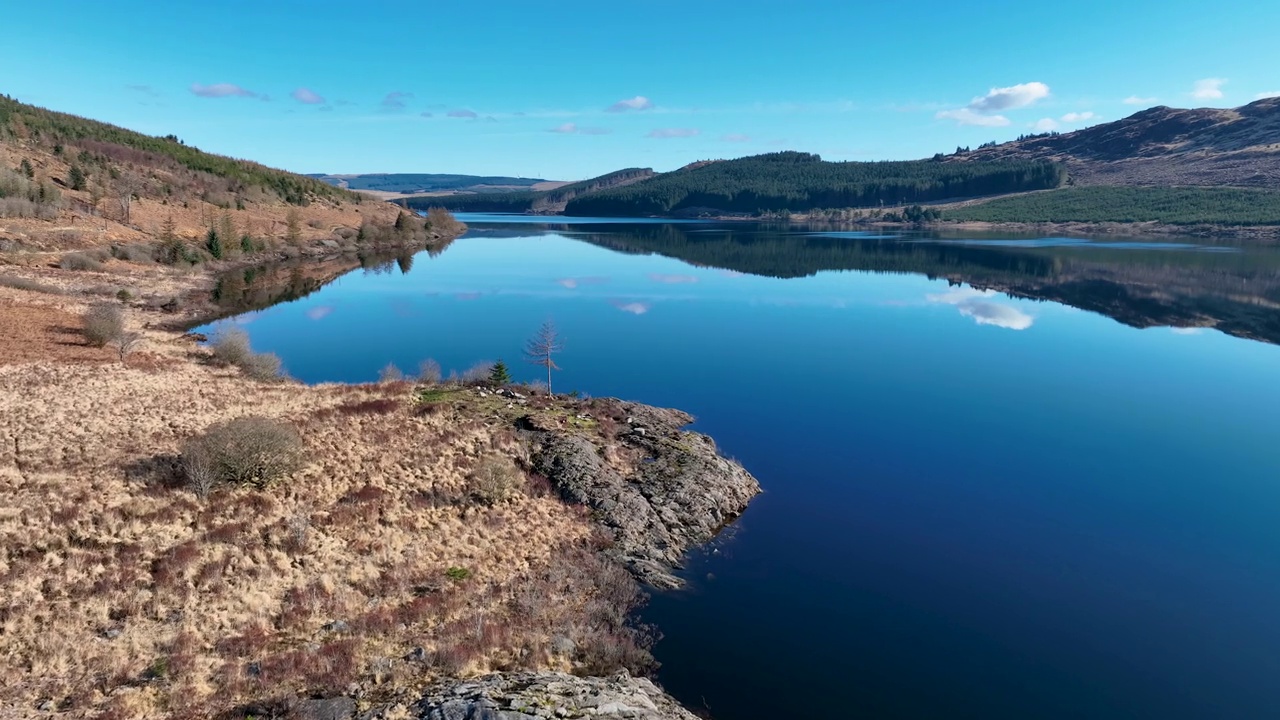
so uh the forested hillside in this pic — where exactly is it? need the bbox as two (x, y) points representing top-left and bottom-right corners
(562, 152), (1065, 216)
(0, 94), (358, 208)
(405, 168), (654, 213)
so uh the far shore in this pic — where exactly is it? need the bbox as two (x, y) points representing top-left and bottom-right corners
(521, 211), (1280, 242)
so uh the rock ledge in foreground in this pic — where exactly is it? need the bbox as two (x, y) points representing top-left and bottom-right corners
(413, 671), (700, 720)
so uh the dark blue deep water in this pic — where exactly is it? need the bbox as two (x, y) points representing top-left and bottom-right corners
(197, 216), (1280, 719)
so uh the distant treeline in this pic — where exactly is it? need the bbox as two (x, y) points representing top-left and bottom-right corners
(563, 152), (1065, 216)
(947, 186), (1280, 226)
(312, 173), (547, 194)
(407, 191), (543, 213)
(0, 94), (357, 206)
(405, 168), (654, 214)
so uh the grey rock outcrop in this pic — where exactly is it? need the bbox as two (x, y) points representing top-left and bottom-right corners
(527, 400), (760, 588)
(413, 671), (699, 720)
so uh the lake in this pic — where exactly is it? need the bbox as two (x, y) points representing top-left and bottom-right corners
(196, 215), (1280, 719)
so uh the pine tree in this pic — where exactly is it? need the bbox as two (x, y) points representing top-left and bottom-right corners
(205, 228), (223, 259)
(489, 359), (512, 386)
(19, 159), (33, 179)
(68, 165), (85, 191)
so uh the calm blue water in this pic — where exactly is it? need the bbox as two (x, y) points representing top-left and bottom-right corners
(198, 216), (1280, 719)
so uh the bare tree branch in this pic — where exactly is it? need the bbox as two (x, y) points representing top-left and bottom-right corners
(523, 320), (562, 394)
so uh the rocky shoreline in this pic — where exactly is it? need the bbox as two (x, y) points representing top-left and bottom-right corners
(526, 401), (760, 590)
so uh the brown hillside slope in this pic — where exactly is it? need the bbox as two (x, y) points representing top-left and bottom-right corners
(954, 97), (1280, 187)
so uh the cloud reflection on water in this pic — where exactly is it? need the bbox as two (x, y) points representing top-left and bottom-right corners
(927, 287), (1034, 330)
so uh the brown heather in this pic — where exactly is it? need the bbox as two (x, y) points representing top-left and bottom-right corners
(0, 326), (651, 718)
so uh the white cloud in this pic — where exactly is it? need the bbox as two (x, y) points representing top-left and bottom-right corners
(937, 108), (1011, 127)
(1061, 111), (1096, 123)
(549, 122), (611, 135)
(291, 87), (325, 105)
(607, 96), (653, 113)
(1123, 95), (1157, 105)
(937, 82), (1048, 126)
(1256, 91), (1280, 100)
(1031, 118), (1059, 132)
(968, 82), (1051, 112)
(646, 128), (701, 138)
(926, 286), (1033, 330)
(190, 82), (263, 99)
(1191, 78), (1227, 100)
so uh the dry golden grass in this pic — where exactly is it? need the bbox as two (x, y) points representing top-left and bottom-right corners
(0, 142), (400, 253)
(0, 329), (646, 719)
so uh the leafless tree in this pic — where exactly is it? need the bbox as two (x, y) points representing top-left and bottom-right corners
(116, 177), (141, 226)
(523, 320), (562, 395)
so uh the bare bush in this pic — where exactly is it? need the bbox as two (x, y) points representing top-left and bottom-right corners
(111, 332), (143, 362)
(467, 456), (521, 506)
(111, 243), (155, 264)
(209, 327), (284, 380)
(182, 416), (303, 489)
(460, 361), (495, 384)
(210, 328), (252, 366)
(417, 358), (442, 384)
(182, 442), (218, 498)
(59, 252), (104, 271)
(379, 363), (405, 383)
(83, 304), (123, 347)
(240, 352), (284, 381)
(0, 274), (62, 294)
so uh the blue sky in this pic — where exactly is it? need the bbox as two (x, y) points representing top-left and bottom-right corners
(3, 0), (1277, 179)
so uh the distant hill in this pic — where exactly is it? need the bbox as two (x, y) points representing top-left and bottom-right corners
(309, 172), (553, 195)
(954, 97), (1280, 187)
(563, 152), (1064, 217)
(405, 168), (655, 214)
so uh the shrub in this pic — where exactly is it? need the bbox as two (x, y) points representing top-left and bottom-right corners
(467, 456), (520, 506)
(460, 361), (495, 384)
(116, 288), (132, 302)
(0, 274), (62, 294)
(182, 416), (303, 490)
(209, 328), (284, 380)
(240, 352), (284, 381)
(445, 566), (471, 581)
(111, 332), (143, 363)
(59, 252), (103, 271)
(110, 243), (155, 264)
(83, 303), (124, 347)
(378, 363), (405, 383)
(417, 359), (442, 384)
(209, 327), (252, 366)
